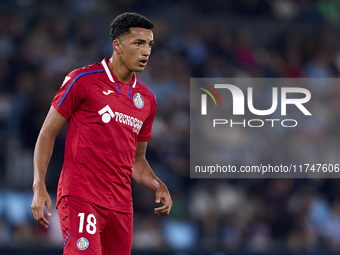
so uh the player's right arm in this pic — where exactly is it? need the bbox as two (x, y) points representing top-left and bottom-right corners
(31, 106), (67, 228)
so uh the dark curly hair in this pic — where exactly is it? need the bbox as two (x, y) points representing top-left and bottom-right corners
(110, 12), (154, 41)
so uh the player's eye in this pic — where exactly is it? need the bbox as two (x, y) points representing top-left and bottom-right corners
(135, 42), (143, 46)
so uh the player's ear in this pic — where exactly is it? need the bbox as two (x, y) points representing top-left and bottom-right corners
(113, 39), (122, 54)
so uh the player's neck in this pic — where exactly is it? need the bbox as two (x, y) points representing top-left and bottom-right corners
(109, 57), (134, 83)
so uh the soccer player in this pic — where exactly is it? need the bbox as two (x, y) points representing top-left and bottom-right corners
(31, 12), (172, 255)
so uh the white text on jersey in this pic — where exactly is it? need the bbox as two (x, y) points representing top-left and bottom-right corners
(98, 105), (143, 134)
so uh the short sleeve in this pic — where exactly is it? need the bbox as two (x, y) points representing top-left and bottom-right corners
(51, 71), (85, 119)
(137, 99), (157, 141)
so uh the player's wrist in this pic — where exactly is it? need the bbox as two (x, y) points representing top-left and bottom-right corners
(32, 181), (47, 191)
(157, 182), (168, 192)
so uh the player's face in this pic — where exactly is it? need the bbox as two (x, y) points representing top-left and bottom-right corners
(118, 27), (154, 72)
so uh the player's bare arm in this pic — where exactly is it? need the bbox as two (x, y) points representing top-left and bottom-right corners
(132, 141), (172, 216)
(31, 106), (67, 228)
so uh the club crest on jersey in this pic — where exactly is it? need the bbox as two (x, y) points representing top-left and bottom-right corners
(133, 93), (144, 109)
(77, 237), (89, 250)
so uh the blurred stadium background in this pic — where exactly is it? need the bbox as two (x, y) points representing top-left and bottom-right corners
(1, 0), (340, 254)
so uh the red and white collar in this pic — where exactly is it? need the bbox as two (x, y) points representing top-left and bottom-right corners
(101, 58), (137, 88)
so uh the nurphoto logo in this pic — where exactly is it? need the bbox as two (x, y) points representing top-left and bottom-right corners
(198, 83), (312, 128)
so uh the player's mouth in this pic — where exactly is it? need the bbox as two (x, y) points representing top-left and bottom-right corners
(139, 59), (148, 67)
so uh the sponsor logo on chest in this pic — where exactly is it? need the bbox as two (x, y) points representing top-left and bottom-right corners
(98, 105), (143, 134)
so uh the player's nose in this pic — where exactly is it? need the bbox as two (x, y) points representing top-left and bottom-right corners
(142, 45), (151, 56)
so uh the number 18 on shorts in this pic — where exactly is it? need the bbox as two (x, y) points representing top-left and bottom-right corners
(58, 196), (133, 255)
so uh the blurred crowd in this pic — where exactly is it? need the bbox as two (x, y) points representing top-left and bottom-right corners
(1, 0), (340, 254)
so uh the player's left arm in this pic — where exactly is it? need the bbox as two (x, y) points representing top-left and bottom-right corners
(132, 141), (172, 216)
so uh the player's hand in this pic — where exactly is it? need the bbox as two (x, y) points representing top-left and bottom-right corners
(154, 183), (172, 216)
(31, 184), (52, 228)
